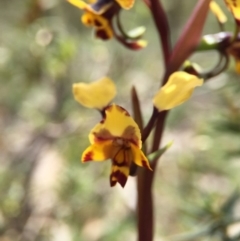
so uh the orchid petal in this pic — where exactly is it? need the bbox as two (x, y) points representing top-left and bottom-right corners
(73, 77), (116, 109)
(131, 144), (152, 170)
(81, 140), (113, 162)
(89, 104), (142, 147)
(110, 164), (129, 187)
(153, 71), (203, 111)
(210, 1), (227, 23)
(67, 0), (88, 10)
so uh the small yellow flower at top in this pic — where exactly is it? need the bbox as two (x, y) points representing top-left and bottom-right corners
(67, 0), (147, 48)
(82, 104), (152, 187)
(67, 0), (118, 40)
(73, 77), (117, 110)
(153, 71), (203, 111)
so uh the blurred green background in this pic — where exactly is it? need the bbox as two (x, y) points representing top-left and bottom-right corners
(0, 0), (240, 240)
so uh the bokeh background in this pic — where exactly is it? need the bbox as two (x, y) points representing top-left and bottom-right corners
(0, 0), (240, 240)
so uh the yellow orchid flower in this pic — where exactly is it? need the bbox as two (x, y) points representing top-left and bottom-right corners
(67, 0), (147, 48)
(82, 104), (152, 187)
(73, 77), (117, 110)
(67, 0), (117, 40)
(153, 71), (203, 111)
(224, 0), (240, 23)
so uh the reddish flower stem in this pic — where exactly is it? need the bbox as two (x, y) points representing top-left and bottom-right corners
(145, 0), (171, 67)
(137, 111), (168, 241)
(142, 107), (158, 143)
(137, 0), (171, 240)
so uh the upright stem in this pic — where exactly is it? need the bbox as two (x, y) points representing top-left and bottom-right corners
(137, 111), (168, 241)
(137, 169), (154, 241)
(146, 0), (171, 67)
(137, 0), (171, 240)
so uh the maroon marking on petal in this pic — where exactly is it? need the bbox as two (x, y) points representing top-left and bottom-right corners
(100, 119), (105, 124)
(87, 19), (92, 24)
(110, 170), (127, 188)
(105, 105), (113, 112)
(83, 151), (93, 162)
(113, 160), (127, 167)
(110, 178), (117, 187)
(236, 19), (240, 26)
(96, 29), (111, 40)
(141, 160), (151, 169)
(117, 171), (127, 187)
(94, 19), (102, 27)
(233, 0), (237, 8)
(116, 105), (130, 116)
(92, 132), (108, 142)
(130, 138), (139, 147)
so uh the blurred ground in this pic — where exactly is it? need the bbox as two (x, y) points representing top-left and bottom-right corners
(0, 0), (240, 240)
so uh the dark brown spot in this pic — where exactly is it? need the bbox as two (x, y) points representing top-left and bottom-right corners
(100, 119), (105, 124)
(96, 29), (111, 40)
(110, 170), (127, 188)
(232, 0), (237, 7)
(87, 18), (92, 24)
(94, 19), (102, 27)
(83, 151), (93, 162)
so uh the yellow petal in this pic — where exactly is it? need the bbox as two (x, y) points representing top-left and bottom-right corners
(115, 0), (134, 9)
(110, 164), (130, 187)
(224, 0), (240, 21)
(81, 12), (95, 26)
(153, 71), (203, 111)
(67, 0), (88, 9)
(131, 144), (152, 170)
(73, 77), (116, 109)
(88, 0), (97, 3)
(81, 140), (113, 162)
(89, 104), (142, 148)
(210, 1), (227, 23)
(82, 12), (110, 29)
(112, 143), (132, 166)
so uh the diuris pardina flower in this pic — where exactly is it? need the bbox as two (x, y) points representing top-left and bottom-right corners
(82, 104), (152, 187)
(67, 0), (119, 40)
(67, 0), (147, 49)
(153, 71), (203, 111)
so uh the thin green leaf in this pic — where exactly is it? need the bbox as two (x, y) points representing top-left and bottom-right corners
(147, 141), (173, 162)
